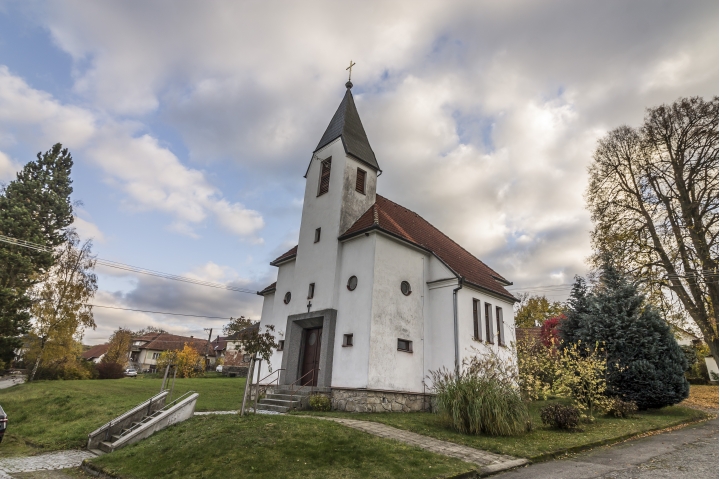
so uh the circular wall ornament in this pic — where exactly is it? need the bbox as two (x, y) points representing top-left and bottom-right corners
(347, 275), (358, 291)
(400, 281), (412, 296)
(284, 292), (292, 304)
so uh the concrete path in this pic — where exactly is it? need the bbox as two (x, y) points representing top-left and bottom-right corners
(0, 451), (94, 478)
(0, 377), (25, 390)
(313, 416), (528, 475)
(493, 418), (718, 479)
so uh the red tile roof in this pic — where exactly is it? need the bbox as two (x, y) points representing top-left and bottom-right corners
(515, 327), (542, 343)
(270, 246), (298, 266)
(257, 282), (277, 296)
(139, 333), (213, 356)
(82, 343), (110, 360)
(340, 195), (516, 301)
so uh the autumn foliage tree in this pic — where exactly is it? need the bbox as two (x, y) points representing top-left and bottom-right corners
(515, 295), (565, 328)
(102, 328), (133, 366)
(157, 344), (204, 378)
(587, 97), (718, 364)
(28, 231), (97, 381)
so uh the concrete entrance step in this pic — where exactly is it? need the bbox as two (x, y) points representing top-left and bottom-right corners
(255, 403), (291, 413)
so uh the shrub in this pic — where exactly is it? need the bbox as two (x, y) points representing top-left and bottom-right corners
(607, 397), (638, 418)
(97, 362), (125, 379)
(540, 404), (580, 430)
(431, 350), (530, 436)
(308, 394), (331, 411)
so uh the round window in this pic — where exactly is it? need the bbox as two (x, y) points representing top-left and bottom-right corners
(284, 292), (292, 304)
(400, 281), (412, 296)
(347, 275), (358, 291)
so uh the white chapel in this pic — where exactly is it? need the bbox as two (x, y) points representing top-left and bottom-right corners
(255, 80), (518, 411)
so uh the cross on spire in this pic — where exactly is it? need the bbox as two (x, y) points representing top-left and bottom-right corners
(346, 60), (356, 81)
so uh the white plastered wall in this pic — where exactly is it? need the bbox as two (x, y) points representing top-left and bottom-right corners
(367, 233), (427, 393)
(456, 285), (517, 369)
(331, 234), (376, 388)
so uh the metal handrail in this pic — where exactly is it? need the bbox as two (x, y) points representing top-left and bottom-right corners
(96, 391), (168, 441)
(114, 391), (197, 441)
(256, 368), (285, 387)
(288, 369), (315, 406)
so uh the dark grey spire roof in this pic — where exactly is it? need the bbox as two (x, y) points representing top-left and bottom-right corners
(314, 87), (380, 171)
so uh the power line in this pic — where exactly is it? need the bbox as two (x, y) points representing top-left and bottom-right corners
(88, 304), (233, 320)
(0, 234), (258, 295)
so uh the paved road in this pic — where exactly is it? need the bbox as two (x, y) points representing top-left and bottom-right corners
(495, 418), (718, 479)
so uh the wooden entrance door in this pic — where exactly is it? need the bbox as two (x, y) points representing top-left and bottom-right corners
(300, 327), (322, 386)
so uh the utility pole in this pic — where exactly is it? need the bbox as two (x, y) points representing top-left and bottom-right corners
(204, 328), (213, 371)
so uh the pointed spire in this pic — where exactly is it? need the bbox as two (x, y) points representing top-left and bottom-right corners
(314, 86), (379, 171)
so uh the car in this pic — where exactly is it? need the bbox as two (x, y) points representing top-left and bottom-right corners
(215, 365), (223, 373)
(124, 368), (138, 378)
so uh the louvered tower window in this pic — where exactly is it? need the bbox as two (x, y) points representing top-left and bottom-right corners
(356, 168), (366, 194)
(317, 158), (332, 196)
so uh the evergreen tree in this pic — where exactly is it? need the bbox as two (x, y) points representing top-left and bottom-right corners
(558, 276), (590, 345)
(0, 144), (75, 363)
(563, 263), (689, 409)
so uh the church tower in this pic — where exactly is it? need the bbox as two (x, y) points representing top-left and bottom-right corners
(290, 80), (380, 314)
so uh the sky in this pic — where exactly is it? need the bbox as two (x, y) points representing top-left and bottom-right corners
(0, 0), (717, 344)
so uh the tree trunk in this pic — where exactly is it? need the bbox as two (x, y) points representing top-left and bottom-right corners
(29, 355), (41, 382)
(240, 358), (255, 417)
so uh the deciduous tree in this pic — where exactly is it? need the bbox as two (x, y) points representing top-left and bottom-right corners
(514, 294), (565, 328)
(102, 328), (133, 366)
(587, 97), (718, 363)
(28, 231), (97, 381)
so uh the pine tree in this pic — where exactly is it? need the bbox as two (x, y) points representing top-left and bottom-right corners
(563, 263), (689, 409)
(0, 144), (75, 363)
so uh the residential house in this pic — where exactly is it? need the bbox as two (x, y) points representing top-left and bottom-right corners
(129, 333), (212, 372)
(82, 343), (110, 364)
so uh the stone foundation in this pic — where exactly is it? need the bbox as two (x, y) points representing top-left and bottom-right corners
(331, 388), (433, 412)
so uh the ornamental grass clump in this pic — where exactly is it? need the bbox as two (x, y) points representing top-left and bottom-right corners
(430, 350), (530, 436)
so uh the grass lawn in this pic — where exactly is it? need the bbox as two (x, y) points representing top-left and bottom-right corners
(681, 384), (718, 411)
(0, 375), (246, 456)
(293, 399), (709, 460)
(88, 414), (475, 479)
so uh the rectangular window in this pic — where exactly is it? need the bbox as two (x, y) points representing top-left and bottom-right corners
(243, 354), (251, 362)
(356, 168), (366, 194)
(343, 334), (353, 347)
(314, 227), (321, 243)
(397, 338), (413, 353)
(151, 352), (160, 360)
(473, 299), (482, 341)
(317, 157), (332, 196)
(308, 283), (315, 299)
(277, 340), (285, 351)
(496, 307), (505, 346)
(485, 303), (494, 344)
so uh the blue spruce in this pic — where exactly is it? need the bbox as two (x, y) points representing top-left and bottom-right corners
(561, 263), (689, 409)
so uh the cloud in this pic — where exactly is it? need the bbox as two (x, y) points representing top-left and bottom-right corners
(0, 150), (20, 182)
(0, 67), (264, 240)
(72, 216), (106, 243)
(84, 261), (268, 344)
(2, 0), (716, 315)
